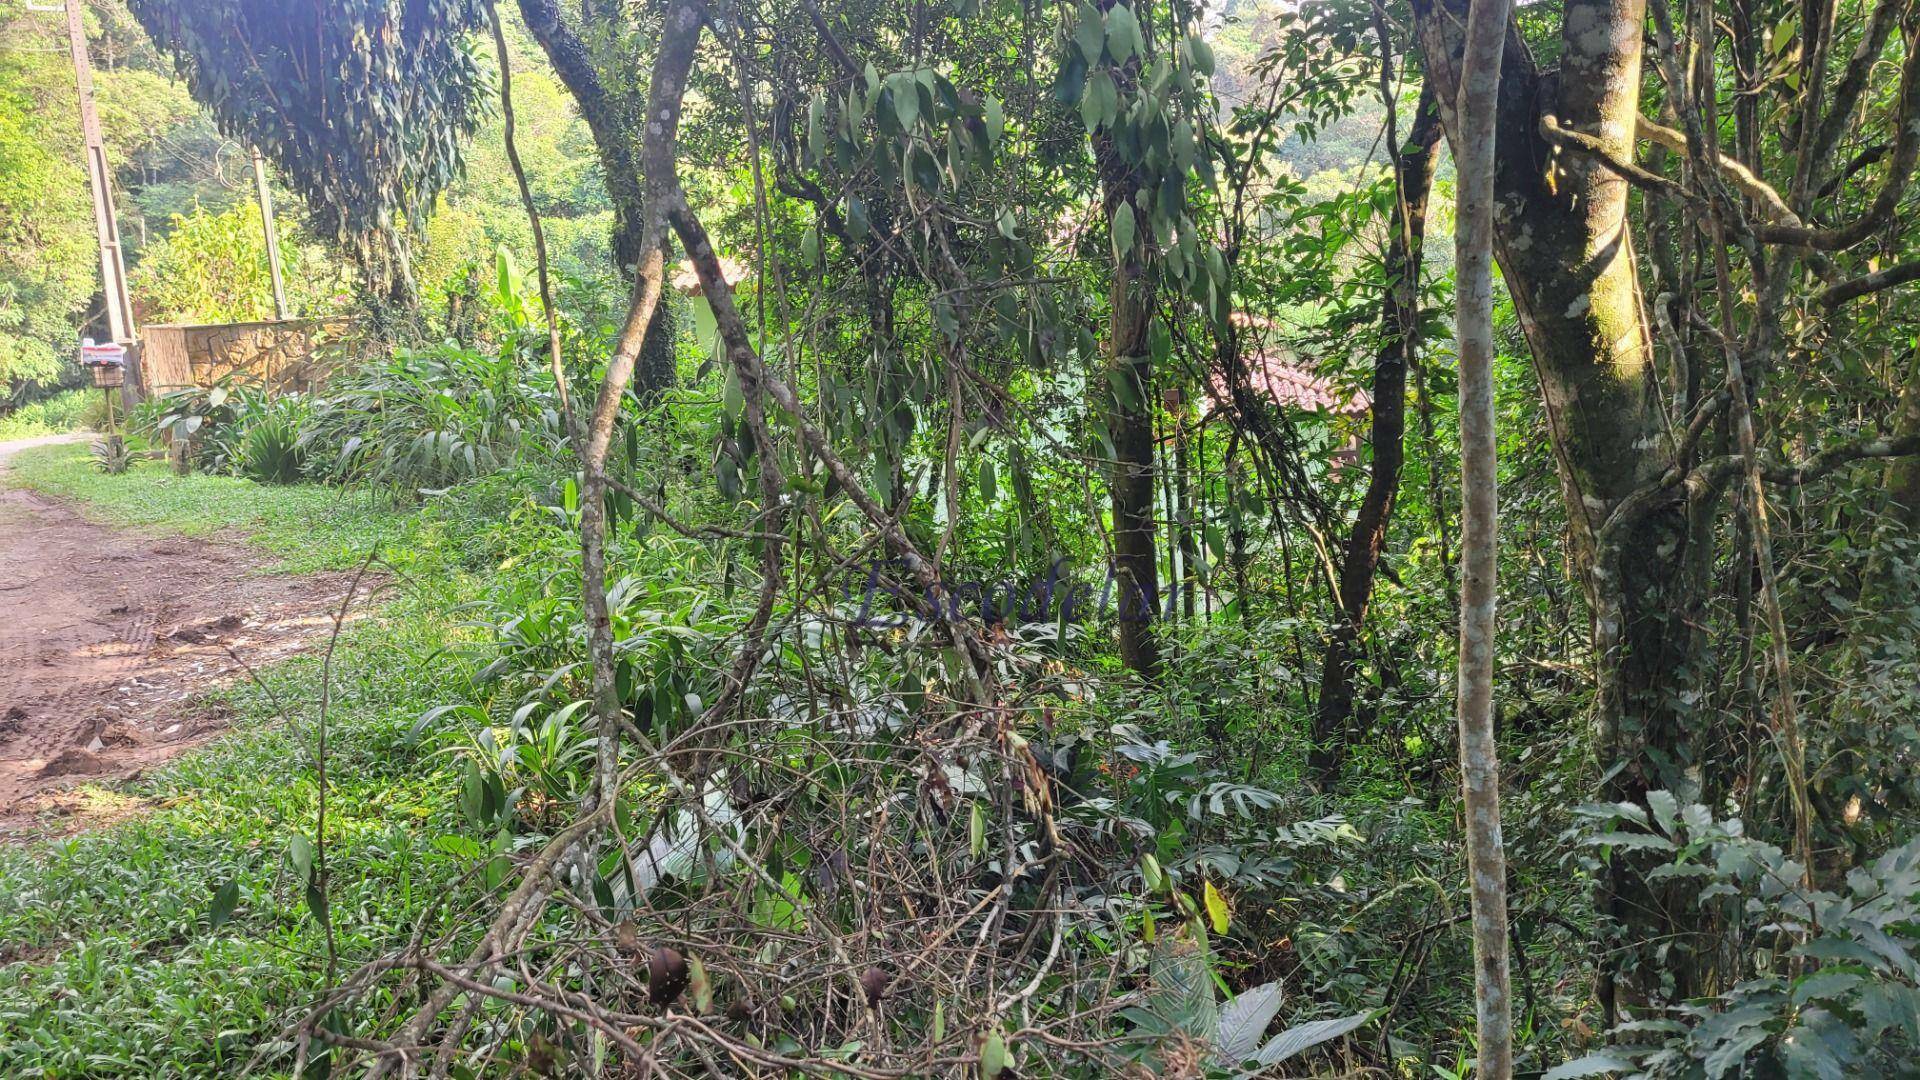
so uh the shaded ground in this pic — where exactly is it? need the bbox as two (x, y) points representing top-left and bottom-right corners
(0, 435), (356, 835)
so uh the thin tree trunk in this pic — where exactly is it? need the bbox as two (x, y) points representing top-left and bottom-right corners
(1453, 0), (1515, 1070)
(1174, 399), (1198, 620)
(1309, 85), (1442, 787)
(578, 0), (702, 810)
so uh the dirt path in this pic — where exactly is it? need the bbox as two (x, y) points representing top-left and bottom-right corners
(0, 435), (355, 835)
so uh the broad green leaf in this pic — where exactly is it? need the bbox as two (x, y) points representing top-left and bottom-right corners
(1073, 2), (1104, 63)
(1112, 202), (1137, 262)
(1214, 980), (1283, 1064)
(208, 879), (240, 931)
(1251, 1011), (1376, 1066)
(1106, 3), (1142, 62)
(886, 71), (919, 130)
(1187, 34), (1216, 76)
(1542, 1050), (1641, 1079)
(980, 1030), (1008, 1078)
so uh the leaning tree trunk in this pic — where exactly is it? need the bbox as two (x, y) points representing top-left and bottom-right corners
(518, 0), (677, 403)
(1452, 0), (1515, 1069)
(1412, 0), (1712, 1018)
(1309, 86), (1443, 788)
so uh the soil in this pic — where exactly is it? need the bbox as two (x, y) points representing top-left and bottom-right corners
(0, 434), (361, 836)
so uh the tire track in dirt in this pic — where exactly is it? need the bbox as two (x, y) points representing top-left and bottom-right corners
(0, 436), (365, 836)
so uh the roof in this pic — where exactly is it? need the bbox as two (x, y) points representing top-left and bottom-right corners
(672, 256), (749, 296)
(1206, 348), (1371, 416)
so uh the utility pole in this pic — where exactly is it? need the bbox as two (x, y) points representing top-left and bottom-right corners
(60, 0), (137, 348)
(251, 147), (290, 320)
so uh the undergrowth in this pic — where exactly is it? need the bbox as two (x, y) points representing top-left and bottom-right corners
(0, 444), (512, 1074)
(0, 389), (102, 442)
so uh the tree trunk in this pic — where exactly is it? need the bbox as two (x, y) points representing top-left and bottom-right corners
(1105, 224), (1161, 678)
(576, 0), (701, 808)
(1309, 86), (1442, 788)
(1412, 0), (1710, 1018)
(1452, 0), (1516, 1070)
(517, 0), (676, 402)
(1092, 5), (1160, 681)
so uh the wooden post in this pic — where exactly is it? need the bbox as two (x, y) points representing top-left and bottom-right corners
(64, 1), (135, 347)
(252, 147), (291, 320)
(59, 0), (142, 412)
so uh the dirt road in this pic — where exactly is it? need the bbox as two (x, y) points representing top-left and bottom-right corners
(0, 435), (353, 834)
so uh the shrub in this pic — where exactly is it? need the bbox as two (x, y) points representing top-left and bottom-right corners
(231, 395), (310, 484)
(299, 342), (566, 495)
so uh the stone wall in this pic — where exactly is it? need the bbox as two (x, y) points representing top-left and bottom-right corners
(140, 318), (349, 398)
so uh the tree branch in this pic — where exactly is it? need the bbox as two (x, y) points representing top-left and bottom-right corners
(1816, 259), (1920, 307)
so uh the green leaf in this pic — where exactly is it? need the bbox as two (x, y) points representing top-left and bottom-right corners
(1646, 789), (1679, 833)
(1111, 202), (1137, 262)
(1215, 981), (1284, 1064)
(1252, 1011), (1376, 1066)
(1587, 831), (1677, 852)
(984, 95), (1004, 149)
(1704, 1026), (1770, 1078)
(1073, 2), (1104, 63)
(1542, 1050), (1640, 1079)
(689, 955), (712, 1014)
(288, 834), (315, 881)
(978, 458), (997, 502)
(1106, 3), (1142, 63)
(1081, 70), (1118, 132)
(807, 95), (827, 160)
(886, 71), (920, 130)
(980, 1030), (1008, 1078)
(208, 879), (240, 931)
(1790, 970), (1864, 1006)
(1187, 34), (1216, 77)
(969, 802), (987, 857)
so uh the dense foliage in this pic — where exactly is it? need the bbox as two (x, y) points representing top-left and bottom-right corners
(4, 0), (1920, 1076)
(123, 0), (490, 296)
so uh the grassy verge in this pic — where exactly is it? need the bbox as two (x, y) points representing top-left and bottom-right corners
(1, 444), (396, 575)
(0, 445), (494, 1075)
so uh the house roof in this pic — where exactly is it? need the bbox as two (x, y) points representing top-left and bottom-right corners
(1206, 348), (1371, 416)
(672, 255), (749, 296)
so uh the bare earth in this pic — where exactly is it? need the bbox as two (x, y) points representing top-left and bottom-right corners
(0, 435), (353, 835)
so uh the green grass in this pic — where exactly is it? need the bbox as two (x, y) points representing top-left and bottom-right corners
(2, 443), (395, 575)
(0, 446), (501, 1076)
(0, 389), (101, 441)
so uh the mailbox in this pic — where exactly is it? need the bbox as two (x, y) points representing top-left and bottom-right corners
(79, 339), (127, 388)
